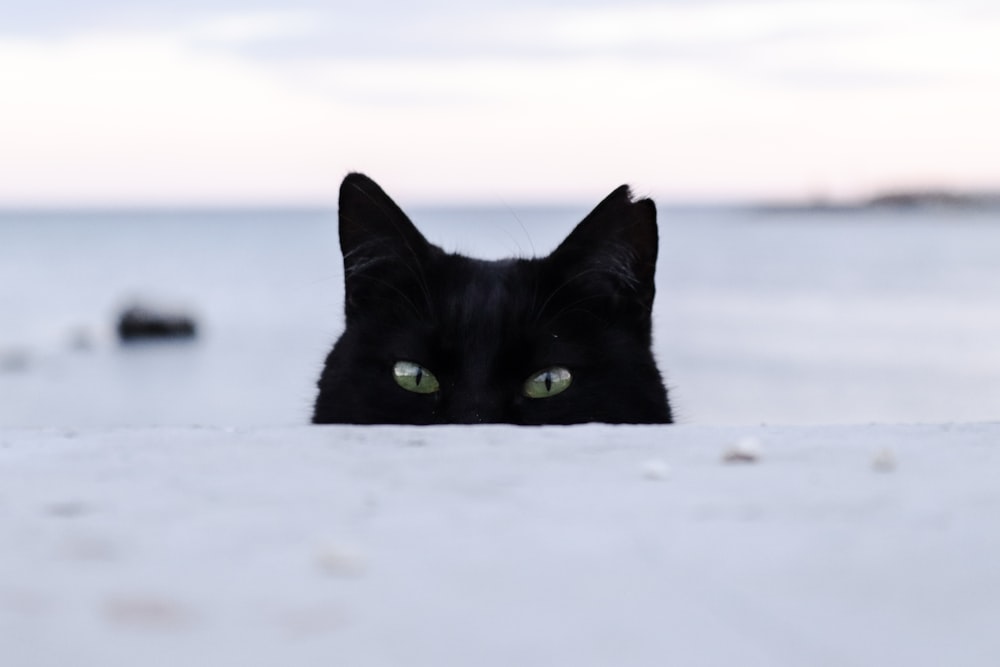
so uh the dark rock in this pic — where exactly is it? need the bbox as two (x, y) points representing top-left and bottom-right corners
(117, 304), (197, 342)
(0, 348), (31, 373)
(68, 327), (96, 351)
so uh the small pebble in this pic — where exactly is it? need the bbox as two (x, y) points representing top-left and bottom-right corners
(104, 595), (190, 630)
(316, 544), (367, 578)
(723, 436), (762, 463)
(68, 328), (96, 351)
(872, 448), (896, 472)
(45, 501), (90, 518)
(640, 459), (671, 481)
(0, 349), (30, 373)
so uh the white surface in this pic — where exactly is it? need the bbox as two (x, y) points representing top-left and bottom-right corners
(2, 424), (999, 666)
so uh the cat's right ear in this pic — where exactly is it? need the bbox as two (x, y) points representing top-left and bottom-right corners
(339, 173), (431, 273)
(338, 173), (437, 318)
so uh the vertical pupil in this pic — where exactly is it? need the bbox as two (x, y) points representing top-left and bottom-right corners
(544, 372), (552, 392)
(415, 368), (423, 386)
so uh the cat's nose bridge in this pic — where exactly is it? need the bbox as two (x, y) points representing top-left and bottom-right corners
(451, 409), (488, 424)
(439, 348), (509, 423)
(444, 386), (505, 424)
(447, 401), (500, 424)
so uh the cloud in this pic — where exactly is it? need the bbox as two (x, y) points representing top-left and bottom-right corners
(185, 10), (320, 45)
(0, 33), (356, 206)
(8, 1), (998, 83)
(0, 0), (665, 38)
(1, 0), (998, 204)
(174, 2), (1000, 91)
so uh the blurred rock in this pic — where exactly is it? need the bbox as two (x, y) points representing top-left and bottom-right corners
(68, 327), (97, 351)
(0, 348), (31, 373)
(117, 304), (197, 342)
(872, 448), (897, 473)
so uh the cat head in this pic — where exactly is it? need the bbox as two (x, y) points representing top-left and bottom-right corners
(313, 173), (672, 424)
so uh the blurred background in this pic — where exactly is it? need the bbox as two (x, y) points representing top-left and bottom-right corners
(1, 0), (998, 427)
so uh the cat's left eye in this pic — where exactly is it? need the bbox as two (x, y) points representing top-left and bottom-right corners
(523, 366), (572, 399)
(393, 361), (440, 394)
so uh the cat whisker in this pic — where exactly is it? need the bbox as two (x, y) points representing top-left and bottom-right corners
(502, 205), (536, 258)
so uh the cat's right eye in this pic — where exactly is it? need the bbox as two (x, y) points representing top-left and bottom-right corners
(523, 366), (572, 399)
(393, 361), (440, 394)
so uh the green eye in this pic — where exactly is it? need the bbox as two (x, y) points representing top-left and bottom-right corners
(393, 361), (440, 394)
(523, 366), (572, 399)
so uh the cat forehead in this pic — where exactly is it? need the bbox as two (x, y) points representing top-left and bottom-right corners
(437, 255), (528, 299)
(426, 255), (539, 324)
(436, 253), (528, 280)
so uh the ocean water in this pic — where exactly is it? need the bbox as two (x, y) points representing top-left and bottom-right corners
(1, 205), (998, 427)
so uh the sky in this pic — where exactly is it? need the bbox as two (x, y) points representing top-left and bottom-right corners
(1, 0), (999, 206)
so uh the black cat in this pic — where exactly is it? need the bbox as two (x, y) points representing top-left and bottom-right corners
(313, 174), (672, 425)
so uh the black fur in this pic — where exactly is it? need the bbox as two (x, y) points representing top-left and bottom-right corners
(313, 173), (672, 424)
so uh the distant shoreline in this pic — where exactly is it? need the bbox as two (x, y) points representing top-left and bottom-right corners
(758, 189), (1000, 213)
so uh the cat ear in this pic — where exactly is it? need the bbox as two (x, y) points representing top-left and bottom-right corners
(338, 172), (432, 275)
(551, 184), (659, 311)
(338, 174), (438, 318)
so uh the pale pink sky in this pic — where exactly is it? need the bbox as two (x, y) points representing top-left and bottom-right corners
(1, 1), (999, 206)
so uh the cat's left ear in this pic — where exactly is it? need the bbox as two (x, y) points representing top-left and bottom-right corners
(337, 173), (437, 316)
(551, 184), (659, 311)
(338, 173), (432, 271)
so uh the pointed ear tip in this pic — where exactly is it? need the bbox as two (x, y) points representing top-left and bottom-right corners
(635, 195), (657, 217)
(609, 184), (634, 201)
(342, 171), (371, 183)
(616, 186), (657, 224)
(611, 183), (655, 206)
(339, 172), (378, 196)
